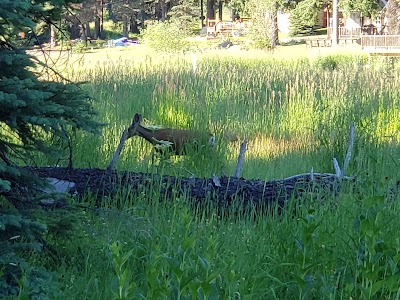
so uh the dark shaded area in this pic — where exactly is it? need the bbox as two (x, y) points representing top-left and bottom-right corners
(218, 41), (233, 49)
(25, 167), (341, 209)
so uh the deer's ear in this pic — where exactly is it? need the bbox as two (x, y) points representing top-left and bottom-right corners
(133, 113), (142, 123)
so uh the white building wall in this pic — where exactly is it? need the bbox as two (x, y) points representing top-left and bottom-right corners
(277, 12), (290, 33)
(346, 12), (362, 28)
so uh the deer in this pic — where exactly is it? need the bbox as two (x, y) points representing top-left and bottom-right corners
(126, 113), (215, 155)
(107, 114), (215, 171)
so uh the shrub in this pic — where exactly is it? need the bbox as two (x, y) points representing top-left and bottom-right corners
(314, 54), (368, 71)
(140, 21), (193, 53)
(0, 209), (51, 299)
(245, 0), (277, 49)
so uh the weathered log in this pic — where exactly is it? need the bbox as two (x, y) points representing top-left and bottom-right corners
(25, 167), (346, 210)
(234, 139), (247, 178)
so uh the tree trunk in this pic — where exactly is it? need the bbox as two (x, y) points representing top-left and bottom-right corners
(122, 15), (128, 37)
(201, 0), (205, 27)
(385, 0), (400, 34)
(130, 17), (140, 34)
(140, 8), (145, 29)
(94, 16), (100, 39)
(50, 24), (57, 48)
(269, 10), (279, 47)
(231, 8), (237, 21)
(70, 22), (80, 39)
(80, 23), (88, 45)
(218, 1), (223, 20)
(100, 0), (104, 39)
(332, 0), (339, 46)
(84, 22), (91, 43)
(161, 0), (167, 21)
(207, 0), (215, 20)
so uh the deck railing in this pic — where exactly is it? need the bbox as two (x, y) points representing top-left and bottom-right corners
(361, 35), (400, 53)
(327, 27), (362, 39)
(327, 26), (384, 38)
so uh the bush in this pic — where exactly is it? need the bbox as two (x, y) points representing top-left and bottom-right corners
(314, 54), (368, 71)
(0, 209), (51, 299)
(245, 0), (277, 49)
(248, 33), (271, 50)
(140, 21), (193, 53)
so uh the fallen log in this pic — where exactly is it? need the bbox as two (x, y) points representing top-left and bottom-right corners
(19, 124), (359, 210)
(25, 167), (347, 209)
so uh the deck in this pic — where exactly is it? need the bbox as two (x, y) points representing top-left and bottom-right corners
(206, 18), (250, 39)
(361, 35), (400, 56)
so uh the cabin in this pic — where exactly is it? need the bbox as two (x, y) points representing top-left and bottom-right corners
(331, 4), (400, 57)
(305, 3), (400, 56)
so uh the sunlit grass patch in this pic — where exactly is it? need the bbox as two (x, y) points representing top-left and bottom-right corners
(20, 46), (400, 299)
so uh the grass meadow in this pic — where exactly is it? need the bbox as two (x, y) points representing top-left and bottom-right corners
(30, 46), (400, 299)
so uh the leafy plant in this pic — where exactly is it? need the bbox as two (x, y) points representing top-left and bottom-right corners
(245, 0), (277, 49)
(109, 241), (137, 300)
(351, 195), (400, 299)
(140, 21), (193, 53)
(0, 209), (51, 299)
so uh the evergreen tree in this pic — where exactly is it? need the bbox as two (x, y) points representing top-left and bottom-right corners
(288, 0), (325, 36)
(0, 1), (101, 297)
(168, 0), (201, 34)
(0, 0), (101, 201)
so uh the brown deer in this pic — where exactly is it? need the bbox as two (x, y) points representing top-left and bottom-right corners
(127, 113), (215, 155)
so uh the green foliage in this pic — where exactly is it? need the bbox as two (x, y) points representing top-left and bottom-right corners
(245, 0), (278, 48)
(339, 0), (381, 16)
(56, 22), (71, 42)
(0, 51), (99, 155)
(0, 1), (102, 298)
(140, 20), (193, 53)
(351, 195), (400, 298)
(168, 0), (201, 35)
(109, 241), (137, 299)
(0, 0), (83, 45)
(0, 207), (90, 299)
(0, 0), (102, 203)
(313, 54), (368, 71)
(249, 34), (272, 50)
(72, 40), (87, 53)
(228, 0), (248, 16)
(289, 0), (323, 36)
(0, 209), (51, 299)
(0, 33), (399, 299)
(50, 181), (400, 299)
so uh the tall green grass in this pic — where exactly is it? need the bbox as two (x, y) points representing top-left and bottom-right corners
(37, 52), (400, 181)
(55, 179), (400, 299)
(27, 51), (400, 299)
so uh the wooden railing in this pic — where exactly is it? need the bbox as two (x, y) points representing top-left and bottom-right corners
(327, 26), (384, 38)
(362, 35), (400, 48)
(206, 18), (250, 39)
(327, 27), (362, 39)
(361, 35), (400, 55)
(362, 35), (400, 50)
